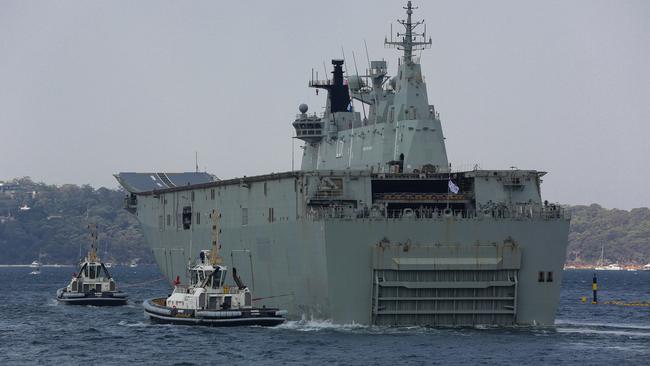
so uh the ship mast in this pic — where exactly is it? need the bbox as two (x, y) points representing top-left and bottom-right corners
(384, 1), (432, 63)
(87, 223), (98, 262)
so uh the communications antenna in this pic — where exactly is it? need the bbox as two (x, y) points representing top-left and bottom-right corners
(384, 1), (432, 63)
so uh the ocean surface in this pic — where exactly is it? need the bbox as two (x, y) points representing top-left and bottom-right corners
(0, 266), (648, 365)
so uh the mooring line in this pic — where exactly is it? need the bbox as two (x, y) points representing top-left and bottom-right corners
(120, 277), (166, 288)
(252, 293), (294, 301)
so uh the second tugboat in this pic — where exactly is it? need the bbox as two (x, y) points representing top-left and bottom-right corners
(56, 224), (128, 306)
(143, 210), (287, 326)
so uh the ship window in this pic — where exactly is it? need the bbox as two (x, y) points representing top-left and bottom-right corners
(546, 271), (553, 282)
(182, 206), (192, 230)
(268, 208), (274, 223)
(167, 214), (171, 226)
(83, 266), (88, 278)
(196, 212), (201, 225)
(211, 189), (215, 200)
(242, 208), (248, 226)
(158, 215), (163, 231)
(538, 271), (544, 282)
(89, 266), (96, 279)
(191, 191), (195, 201)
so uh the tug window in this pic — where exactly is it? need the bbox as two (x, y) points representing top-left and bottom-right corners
(538, 271), (545, 282)
(212, 269), (222, 288)
(546, 271), (554, 282)
(89, 266), (96, 279)
(198, 271), (205, 283)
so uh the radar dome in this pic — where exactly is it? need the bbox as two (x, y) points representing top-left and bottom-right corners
(347, 75), (366, 92)
(298, 103), (308, 114)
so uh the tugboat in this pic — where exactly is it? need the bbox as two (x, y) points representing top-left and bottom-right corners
(143, 210), (287, 326)
(56, 224), (127, 306)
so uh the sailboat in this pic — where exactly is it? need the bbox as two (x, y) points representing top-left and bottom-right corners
(103, 239), (114, 268)
(594, 245), (622, 271)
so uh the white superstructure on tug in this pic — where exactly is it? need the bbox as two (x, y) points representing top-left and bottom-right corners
(56, 224), (127, 306)
(165, 249), (251, 312)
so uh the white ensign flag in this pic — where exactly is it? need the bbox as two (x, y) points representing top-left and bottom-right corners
(448, 179), (460, 194)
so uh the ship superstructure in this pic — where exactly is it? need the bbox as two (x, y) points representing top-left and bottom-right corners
(116, 2), (570, 326)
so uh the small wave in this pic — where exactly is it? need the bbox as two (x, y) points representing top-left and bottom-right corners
(275, 315), (366, 332)
(557, 327), (650, 338)
(117, 320), (149, 328)
(555, 320), (650, 331)
(46, 299), (59, 307)
(274, 316), (534, 334)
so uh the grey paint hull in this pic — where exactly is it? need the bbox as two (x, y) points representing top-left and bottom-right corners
(137, 213), (568, 326)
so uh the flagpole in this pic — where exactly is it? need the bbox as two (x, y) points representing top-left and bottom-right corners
(447, 163), (451, 210)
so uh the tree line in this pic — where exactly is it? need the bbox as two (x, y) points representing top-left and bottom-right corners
(0, 177), (648, 265)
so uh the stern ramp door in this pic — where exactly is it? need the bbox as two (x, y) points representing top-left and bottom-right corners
(372, 241), (520, 326)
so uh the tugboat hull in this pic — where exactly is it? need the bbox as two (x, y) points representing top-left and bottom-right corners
(56, 288), (128, 306)
(143, 298), (286, 327)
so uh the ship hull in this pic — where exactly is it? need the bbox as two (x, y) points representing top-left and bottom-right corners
(143, 298), (286, 327)
(56, 288), (128, 306)
(137, 214), (568, 326)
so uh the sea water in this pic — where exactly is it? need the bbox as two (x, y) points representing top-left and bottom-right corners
(0, 267), (648, 365)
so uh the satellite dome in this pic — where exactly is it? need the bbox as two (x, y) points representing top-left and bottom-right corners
(347, 75), (366, 92)
(299, 103), (308, 114)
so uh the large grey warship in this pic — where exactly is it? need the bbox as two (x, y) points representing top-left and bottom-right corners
(116, 2), (570, 326)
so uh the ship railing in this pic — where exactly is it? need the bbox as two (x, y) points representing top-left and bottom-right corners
(294, 113), (322, 120)
(305, 204), (570, 221)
